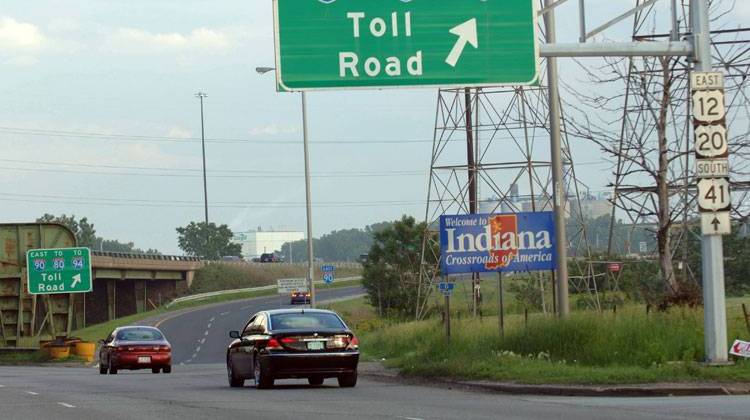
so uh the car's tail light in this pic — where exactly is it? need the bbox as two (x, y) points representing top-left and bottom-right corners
(327, 335), (349, 349)
(280, 337), (297, 345)
(347, 335), (359, 351)
(266, 338), (283, 351)
(115, 346), (128, 352)
(159, 346), (171, 352)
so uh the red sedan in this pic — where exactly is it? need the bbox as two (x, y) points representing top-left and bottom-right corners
(98, 326), (172, 374)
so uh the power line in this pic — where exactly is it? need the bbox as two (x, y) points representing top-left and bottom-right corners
(0, 165), (428, 179)
(0, 158), (426, 176)
(0, 192), (423, 209)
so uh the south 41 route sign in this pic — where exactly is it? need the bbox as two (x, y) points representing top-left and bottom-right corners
(272, 0), (539, 91)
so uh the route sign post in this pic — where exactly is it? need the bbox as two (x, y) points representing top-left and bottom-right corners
(272, 0), (539, 90)
(26, 247), (92, 295)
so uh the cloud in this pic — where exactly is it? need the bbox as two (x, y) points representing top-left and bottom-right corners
(249, 124), (300, 137)
(0, 17), (48, 52)
(167, 126), (194, 139)
(105, 27), (233, 54)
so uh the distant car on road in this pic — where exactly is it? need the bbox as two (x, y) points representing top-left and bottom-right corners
(259, 253), (281, 263)
(226, 309), (359, 389)
(98, 326), (172, 375)
(290, 291), (311, 305)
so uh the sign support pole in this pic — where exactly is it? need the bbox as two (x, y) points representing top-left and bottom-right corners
(544, 0), (569, 317)
(498, 272), (504, 338)
(693, 0), (728, 364)
(445, 293), (451, 340)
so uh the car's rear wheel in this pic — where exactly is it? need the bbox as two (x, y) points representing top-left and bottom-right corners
(227, 362), (244, 388)
(108, 359), (118, 375)
(163, 365), (172, 374)
(254, 354), (273, 389)
(338, 371), (357, 388)
(308, 376), (324, 387)
(99, 362), (108, 375)
(152, 368), (160, 374)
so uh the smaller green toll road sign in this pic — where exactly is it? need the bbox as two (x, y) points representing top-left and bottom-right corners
(26, 247), (92, 295)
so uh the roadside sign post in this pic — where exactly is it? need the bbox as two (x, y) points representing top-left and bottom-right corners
(26, 248), (92, 295)
(692, 0), (730, 363)
(321, 264), (336, 285)
(438, 281), (455, 339)
(498, 272), (504, 338)
(272, 0), (539, 91)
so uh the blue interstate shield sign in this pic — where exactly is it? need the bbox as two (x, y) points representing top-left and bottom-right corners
(439, 212), (557, 274)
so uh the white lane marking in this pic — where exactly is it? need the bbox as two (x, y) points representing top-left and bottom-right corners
(207, 323), (212, 329)
(195, 346), (201, 353)
(220, 311), (230, 316)
(200, 338), (206, 344)
(204, 331), (209, 336)
(398, 417), (424, 420)
(240, 305), (251, 310)
(58, 403), (75, 408)
(192, 353), (197, 359)
(25, 391), (38, 395)
(210, 317), (215, 322)
(179, 362), (185, 366)
(0, 384), (5, 388)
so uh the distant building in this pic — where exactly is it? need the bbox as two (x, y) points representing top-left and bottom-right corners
(571, 196), (613, 220)
(232, 229), (305, 260)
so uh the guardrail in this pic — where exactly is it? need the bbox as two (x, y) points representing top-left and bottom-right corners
(165, 276), (362, 308)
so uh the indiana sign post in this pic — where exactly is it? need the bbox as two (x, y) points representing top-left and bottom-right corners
(272, 0), (539, 90)
(26, 247), (92, 295)
(439, 212), (556, 275)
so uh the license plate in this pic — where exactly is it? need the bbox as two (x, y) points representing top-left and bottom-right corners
(307, 341), (324, 351)
(137, 356), (151, 364)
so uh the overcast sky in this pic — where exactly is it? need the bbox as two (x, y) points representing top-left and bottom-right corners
(1, 1), (747, 254)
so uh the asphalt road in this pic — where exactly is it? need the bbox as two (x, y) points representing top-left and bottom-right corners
(3, 287), (750, 419)
(2, 364), (750, 420)
(155, 285), (367, 365)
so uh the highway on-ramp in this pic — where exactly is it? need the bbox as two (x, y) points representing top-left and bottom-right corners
(154, 285), (367, 365)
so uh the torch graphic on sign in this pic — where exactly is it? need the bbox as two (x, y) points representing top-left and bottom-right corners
(484, 214), (519, 270)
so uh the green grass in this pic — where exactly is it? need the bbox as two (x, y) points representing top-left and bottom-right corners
(71, 278), (363, 343)
(0, 351), (87, 365)
(361, 303), (750, 384)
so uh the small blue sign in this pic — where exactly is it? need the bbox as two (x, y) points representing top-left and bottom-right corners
(438, 282), (455, 296)
(321, 265), (335, 272)
(440, 212), (557, 275)
(323, 273), (334, 284)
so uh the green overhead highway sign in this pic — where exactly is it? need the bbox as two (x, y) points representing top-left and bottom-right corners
(272, 0), (539, 91)
(26, 247), (92, 295)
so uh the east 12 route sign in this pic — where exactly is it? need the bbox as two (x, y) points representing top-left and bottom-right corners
(272, 0), (539, 91)
(26, 247), (92, 295)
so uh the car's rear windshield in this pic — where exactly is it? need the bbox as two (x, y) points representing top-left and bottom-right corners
(116, 328), (163, 341)
(270, 313), (345, 330)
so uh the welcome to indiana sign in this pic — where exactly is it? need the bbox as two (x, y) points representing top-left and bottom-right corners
(439, 212), (557, 275)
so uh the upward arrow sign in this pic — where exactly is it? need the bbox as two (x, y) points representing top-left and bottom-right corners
(711, 217), (721, 232)
(446, 19), (478, 67)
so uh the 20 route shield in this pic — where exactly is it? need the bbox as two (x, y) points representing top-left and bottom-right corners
(273, 0), (539, 91)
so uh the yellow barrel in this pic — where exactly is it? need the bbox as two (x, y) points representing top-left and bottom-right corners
(48, 346), (70, 360)
(73, 342), (96, 362)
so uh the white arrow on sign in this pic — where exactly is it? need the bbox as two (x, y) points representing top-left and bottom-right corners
(71, 274), (81, 288)
(446, 19), (478, 67)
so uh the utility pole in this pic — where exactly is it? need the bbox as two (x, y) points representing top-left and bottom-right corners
(544, 0), (569, 317)
(692, 0), (728, 364)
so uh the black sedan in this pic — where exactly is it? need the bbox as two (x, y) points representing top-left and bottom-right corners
(226, 309), (359, 389)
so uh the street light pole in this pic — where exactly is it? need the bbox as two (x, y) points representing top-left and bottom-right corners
(301, 91), (316, 308)
(196, 92), (209, 228)
(256, 67), (316, 307)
